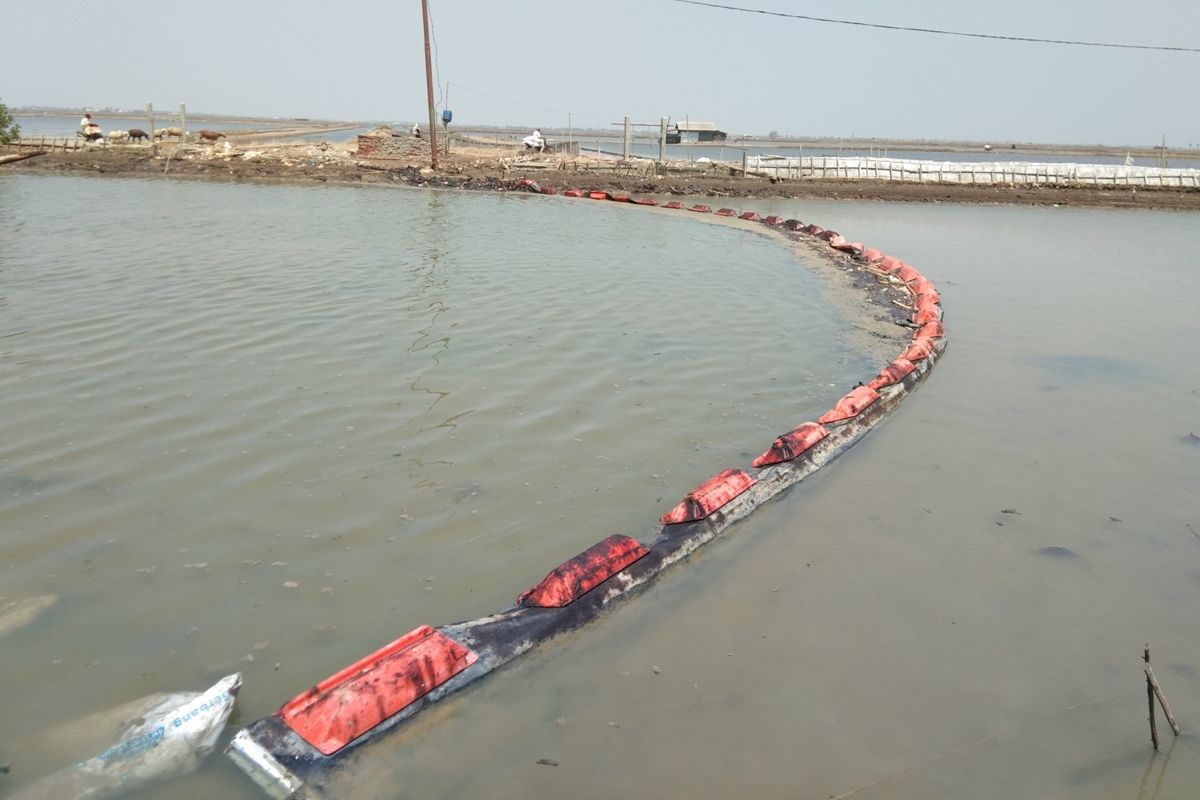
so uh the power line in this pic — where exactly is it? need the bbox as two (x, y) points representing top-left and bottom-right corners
(446, 82), (611, 126)
(669, 0), (1200, 53)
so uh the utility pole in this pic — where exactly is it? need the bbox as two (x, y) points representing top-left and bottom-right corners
(421, 0), (439, 169)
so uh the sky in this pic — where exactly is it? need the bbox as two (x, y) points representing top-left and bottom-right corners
(6, 0), (1199, 147)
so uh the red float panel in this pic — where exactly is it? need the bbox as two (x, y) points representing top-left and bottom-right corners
(752, 422), (830, 468)
(895, 263), (923, 283)
(763, 215), (784, 226)
(279, 626), (478, 756)
(563, 189), (584, 198)
(539, 186), (559, 195)
(715, 208), (737, 216)
(900, 338), (936, 362)
(877, 256), (904, 273)
(913, 296), (942, 324)
(610, 194), (632, 202)
(516, 534), (650, 608)
(863, 248), (885, 263)
(739, 211), (763, 221)
(660, 468), (757, 525)
(588, 191), (609, 200)
(632, 198), (659, 206)
(912, 320), (945, 341)
(818, 386), (882, 424)
(867, 358), (917, 389)
(689, 204), (712, 213)
(663, 200), (685, 209)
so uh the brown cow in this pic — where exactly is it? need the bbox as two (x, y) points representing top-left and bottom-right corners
(197, 129), (226, 143)
(154, 127), (183, 140)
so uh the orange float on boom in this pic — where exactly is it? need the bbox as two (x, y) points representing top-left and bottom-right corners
(752, 422), (829, 467)
(900, 338), (936, 362)
(912, 320), (945, 341)
(818, 385), (881, 424)
(867, 358), (917, 389)
(516, 534), (649, 608)
(278, 626), (477, 756)
(660, 468), (757, 525)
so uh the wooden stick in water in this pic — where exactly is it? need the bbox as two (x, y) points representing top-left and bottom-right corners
(1145, 645), (1159, 750)
(1144, 645), (1181, 736)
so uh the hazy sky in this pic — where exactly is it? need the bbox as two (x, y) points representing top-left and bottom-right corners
(7, 0), (1199, 146)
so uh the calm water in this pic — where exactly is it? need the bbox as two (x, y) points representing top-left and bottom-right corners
(2, 175), (1198, 800)
(593, 140), (1200, 169)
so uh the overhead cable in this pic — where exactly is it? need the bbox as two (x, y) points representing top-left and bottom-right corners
(669, 0), (1200, 53)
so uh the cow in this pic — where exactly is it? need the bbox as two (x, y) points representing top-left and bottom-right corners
(128, 128), (148, 143)
(154, 127), (183, 140)
(197, 129), (226, 143)
(106, 130), (130, 143)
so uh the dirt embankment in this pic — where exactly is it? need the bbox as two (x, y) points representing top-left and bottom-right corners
(5, 135), (1199, 211)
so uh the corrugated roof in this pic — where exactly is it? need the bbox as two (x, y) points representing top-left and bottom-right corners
(675, 121), (720, 131)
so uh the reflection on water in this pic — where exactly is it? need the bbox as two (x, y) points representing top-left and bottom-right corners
(0, 174), (876, 798)
(1, 175), (1198, 799)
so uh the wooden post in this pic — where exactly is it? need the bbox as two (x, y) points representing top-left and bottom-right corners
(623, 116), (630, 161)
(180, 103), (187, 148)
(659, 116), (666, 163)
(146, 102), (156, 155)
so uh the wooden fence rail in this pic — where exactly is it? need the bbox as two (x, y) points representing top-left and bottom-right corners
(746, 155), (1200, 188)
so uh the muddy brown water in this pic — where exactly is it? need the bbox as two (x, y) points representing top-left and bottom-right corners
(2, 175), (1198, 799)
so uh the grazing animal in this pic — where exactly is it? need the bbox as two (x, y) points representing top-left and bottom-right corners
(197, 129), (226, 143)
(128, 128), (148, 143)
(106, 130), (130, 143)
(153, 127), (183, 140)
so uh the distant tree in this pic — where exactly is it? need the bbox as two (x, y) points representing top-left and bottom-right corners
(0, 99), (20, 145)
(768, 130), (779, 139)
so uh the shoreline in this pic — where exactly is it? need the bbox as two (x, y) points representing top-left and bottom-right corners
(4, 143), (1200, 211)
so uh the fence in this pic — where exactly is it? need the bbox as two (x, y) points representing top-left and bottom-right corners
(745, 155), (1200, 188)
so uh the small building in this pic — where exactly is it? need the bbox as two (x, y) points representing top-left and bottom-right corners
(666, 121), (727, 144)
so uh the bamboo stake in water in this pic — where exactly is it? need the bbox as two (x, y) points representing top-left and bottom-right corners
(1144, 645), (1181, 738)
(1145, 645), (1159, 750)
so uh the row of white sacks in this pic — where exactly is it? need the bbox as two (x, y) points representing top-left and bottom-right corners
(745, 155), (1200, 187)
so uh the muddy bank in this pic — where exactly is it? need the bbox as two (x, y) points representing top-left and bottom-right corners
(5, 146), (1199, 210)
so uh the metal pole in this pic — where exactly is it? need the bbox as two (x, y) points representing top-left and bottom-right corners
(180, 103), (187, 146)
(623, 116), (630, 160)
(421, 0), (439, 169)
